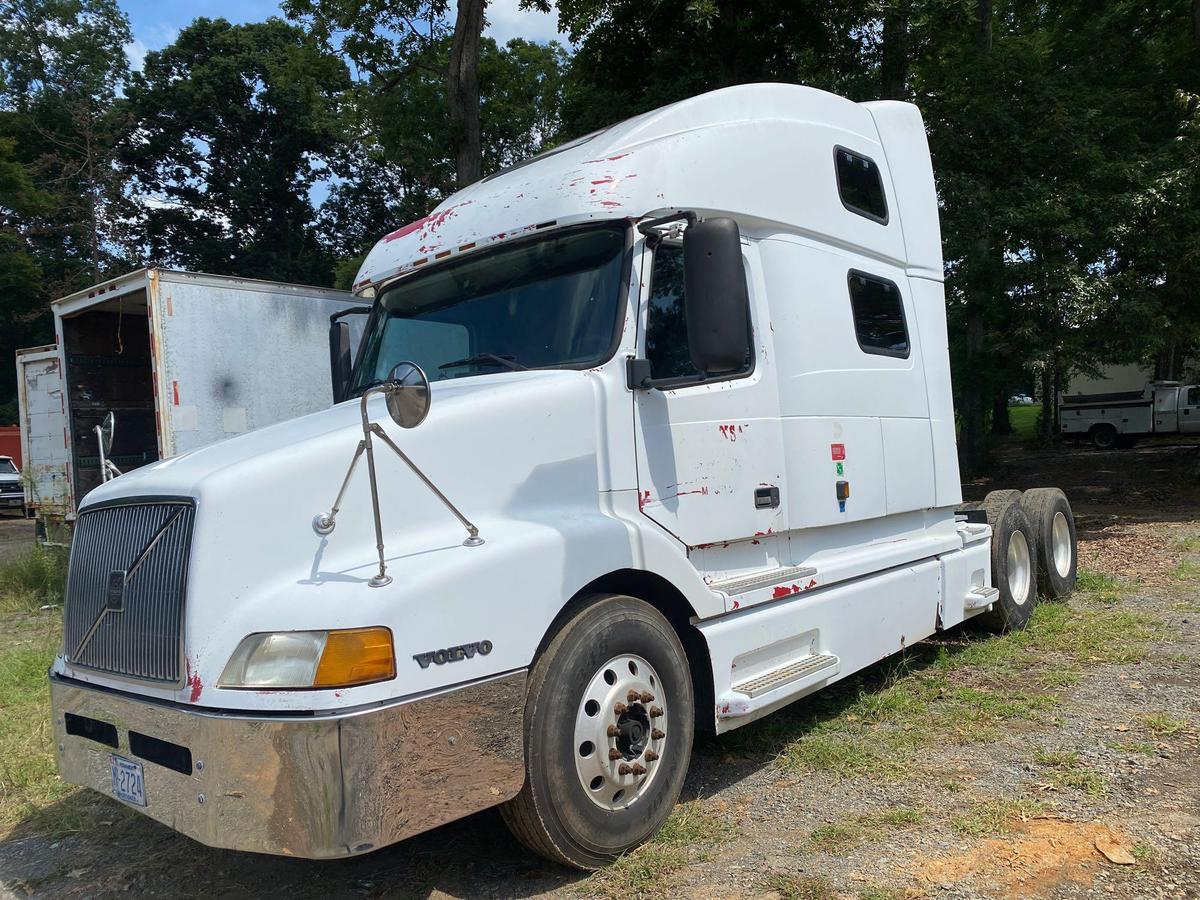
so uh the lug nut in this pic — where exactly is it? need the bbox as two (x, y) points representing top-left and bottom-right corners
(630, 762), (647, 776)
(644, 749), (659, 762)
(627, 689), (640, 703)
(618, 763), (632, 775)
(651, 728), (665, 740)
(639, 691), (655, 703)
(606, 724), (619, 738)
(648, 706), (664, 718)
(608, 748), (623, 761)
(614, 702), (628, 715)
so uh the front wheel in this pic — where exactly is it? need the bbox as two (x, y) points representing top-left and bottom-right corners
(500, 594), (695, 870)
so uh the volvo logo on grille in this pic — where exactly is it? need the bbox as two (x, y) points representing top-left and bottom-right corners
(105, 570), (127, 611)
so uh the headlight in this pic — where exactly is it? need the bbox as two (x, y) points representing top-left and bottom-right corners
(218, 627), (395, 690)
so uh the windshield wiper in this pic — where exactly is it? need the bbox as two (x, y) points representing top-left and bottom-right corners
(438, 353), (527, 372)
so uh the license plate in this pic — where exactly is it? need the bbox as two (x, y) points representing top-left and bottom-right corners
(109, 755), (146, 807)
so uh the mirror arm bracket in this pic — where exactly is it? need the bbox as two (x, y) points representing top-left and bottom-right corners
(369, 423), (484, 547)
(626, 357), (653, 391)
(637, 210), (697, 248)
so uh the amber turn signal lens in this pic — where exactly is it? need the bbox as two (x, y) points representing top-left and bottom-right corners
(312, 627), (395, 688)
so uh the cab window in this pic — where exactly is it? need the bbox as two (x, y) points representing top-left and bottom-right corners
(644, 243), (752, 384)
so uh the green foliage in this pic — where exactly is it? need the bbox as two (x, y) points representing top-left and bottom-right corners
(121, 18), (349, 285)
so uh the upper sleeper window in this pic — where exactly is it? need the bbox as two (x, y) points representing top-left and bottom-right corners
(848, 271), (909, 358)
(835, 147), (888, 224)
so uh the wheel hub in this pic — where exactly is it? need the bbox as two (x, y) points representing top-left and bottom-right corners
(1007, 528), (1032, 606)
(574, 654), (667, 810)
(1051, 511), (1072, 578)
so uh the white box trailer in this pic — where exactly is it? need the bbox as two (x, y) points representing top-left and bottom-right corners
(15, 345), (71, 518)
(49, 85), (1080, 869)
(40, 268), (366, 517)
(1059, 381), (1200, 448)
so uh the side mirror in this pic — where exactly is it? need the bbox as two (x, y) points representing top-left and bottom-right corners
(682, 217), (751, 376)
(382, 361), (431, 429)
(99, 412), (115, 456)
(329, 319), (352, 404)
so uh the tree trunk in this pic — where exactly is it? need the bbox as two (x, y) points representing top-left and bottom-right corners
(1040, 355), (1056, 441)
(959, 310), (988, 474)
(448, 0), (485, 189)
(880, 0), (910, 100)
(976, 0), (993, 53)
(991, 389), (1012, 435)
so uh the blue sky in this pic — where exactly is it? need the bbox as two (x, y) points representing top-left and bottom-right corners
(120, 0), (565, 71)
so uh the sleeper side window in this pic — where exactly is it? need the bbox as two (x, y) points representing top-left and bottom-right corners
(1188, 387), (1199, 407)
(644, 243), (751, 383)
(835, 147), (888, 224)
(848, 271), (909, 359)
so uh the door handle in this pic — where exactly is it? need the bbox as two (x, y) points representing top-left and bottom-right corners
(754, 486), (780, 509)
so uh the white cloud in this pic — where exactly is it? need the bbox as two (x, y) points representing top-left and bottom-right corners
(484, 0), (564, 46)
(124, 22), (180, 72)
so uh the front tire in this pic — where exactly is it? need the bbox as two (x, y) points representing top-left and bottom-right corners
(500, 594), (694, 870)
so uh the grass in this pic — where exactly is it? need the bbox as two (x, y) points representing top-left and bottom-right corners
(1007, 404), (1040, 441)
(583, 801), (734, 899)
(1032, 749), (1108, 795)
(0, 544), (68, 615)
(711, 575), (1163, 785)
(806, 806), (924, 853)
(1170, 533), (1200, 554)
(951, 797), (1046, 837)
(1141, 712), (1186, 737)
(762, 873), (839, 900)
(1170, 559), (1200, 582)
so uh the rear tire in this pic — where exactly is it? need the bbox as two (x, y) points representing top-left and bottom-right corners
(1090, 424), (1118, 450)
(976, 491), (1039, 632)
(500, 595), (694, 870)
(1020, 488), (1077, 600)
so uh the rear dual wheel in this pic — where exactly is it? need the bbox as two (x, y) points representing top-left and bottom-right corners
(1020, 488), (1077, 600)
(500, 595), (694, 870)
(977, 491), (1039, 632)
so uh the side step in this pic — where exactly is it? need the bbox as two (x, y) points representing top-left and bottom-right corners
(731, 652), (840, 699)
(964, 585), (999, 611)
(710, 565), (818, 597)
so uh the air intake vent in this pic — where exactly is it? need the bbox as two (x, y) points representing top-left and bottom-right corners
(64, 501), (194, 683)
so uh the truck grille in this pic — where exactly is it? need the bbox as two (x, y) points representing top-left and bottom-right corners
(64, 501), (194, 683)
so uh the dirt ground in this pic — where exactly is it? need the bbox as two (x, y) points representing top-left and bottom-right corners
(1, 437), (1197, 899)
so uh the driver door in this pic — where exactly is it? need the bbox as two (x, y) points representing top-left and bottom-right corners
(632, 237), (787, 567)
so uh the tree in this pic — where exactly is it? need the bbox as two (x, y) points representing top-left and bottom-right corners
(0, 0), (131, 421)
(121, 18), (350, 285)
(284, 0), (551, 191)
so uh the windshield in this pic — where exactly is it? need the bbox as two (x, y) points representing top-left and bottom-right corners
(0, 459), (16, 476)
(350, 224), (628, 392)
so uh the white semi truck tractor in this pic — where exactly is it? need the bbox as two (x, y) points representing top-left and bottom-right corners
(49, 84), (1078, 868)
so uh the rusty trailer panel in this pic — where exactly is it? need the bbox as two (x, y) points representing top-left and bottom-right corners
(15, 345), (71, 516)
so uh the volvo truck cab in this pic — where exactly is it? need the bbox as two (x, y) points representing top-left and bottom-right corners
(49, 83), (1078, 869)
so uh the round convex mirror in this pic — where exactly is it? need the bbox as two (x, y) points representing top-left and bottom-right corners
(384, 361), (431, 429)
(100, 411), (116, 454)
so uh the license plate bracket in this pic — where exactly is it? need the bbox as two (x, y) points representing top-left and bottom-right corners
(109, 754), (146, 807)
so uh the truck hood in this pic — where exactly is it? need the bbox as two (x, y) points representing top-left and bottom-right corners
(66, 368), (626, 707)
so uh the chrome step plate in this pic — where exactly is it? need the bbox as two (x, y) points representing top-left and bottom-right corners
(964, 585), (999, 610)
(710, 565), (818, 596)
(732, 652), (840, 699)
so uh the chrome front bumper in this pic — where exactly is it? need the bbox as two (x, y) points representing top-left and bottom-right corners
(50, 671), (527, 858)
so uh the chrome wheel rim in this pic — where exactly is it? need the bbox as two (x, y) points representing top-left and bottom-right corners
(1007, 529), (1032, 606)
(1051, 511), (1072, 578)
(574, 654), (666, 811)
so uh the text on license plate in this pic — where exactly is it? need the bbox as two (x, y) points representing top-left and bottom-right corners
(109, 754), (146, 806)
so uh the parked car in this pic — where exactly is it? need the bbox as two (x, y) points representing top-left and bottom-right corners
(49, 84), (1078, 870)
(1008, 393), (1034, 405)
(0, 455), (22, 513)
